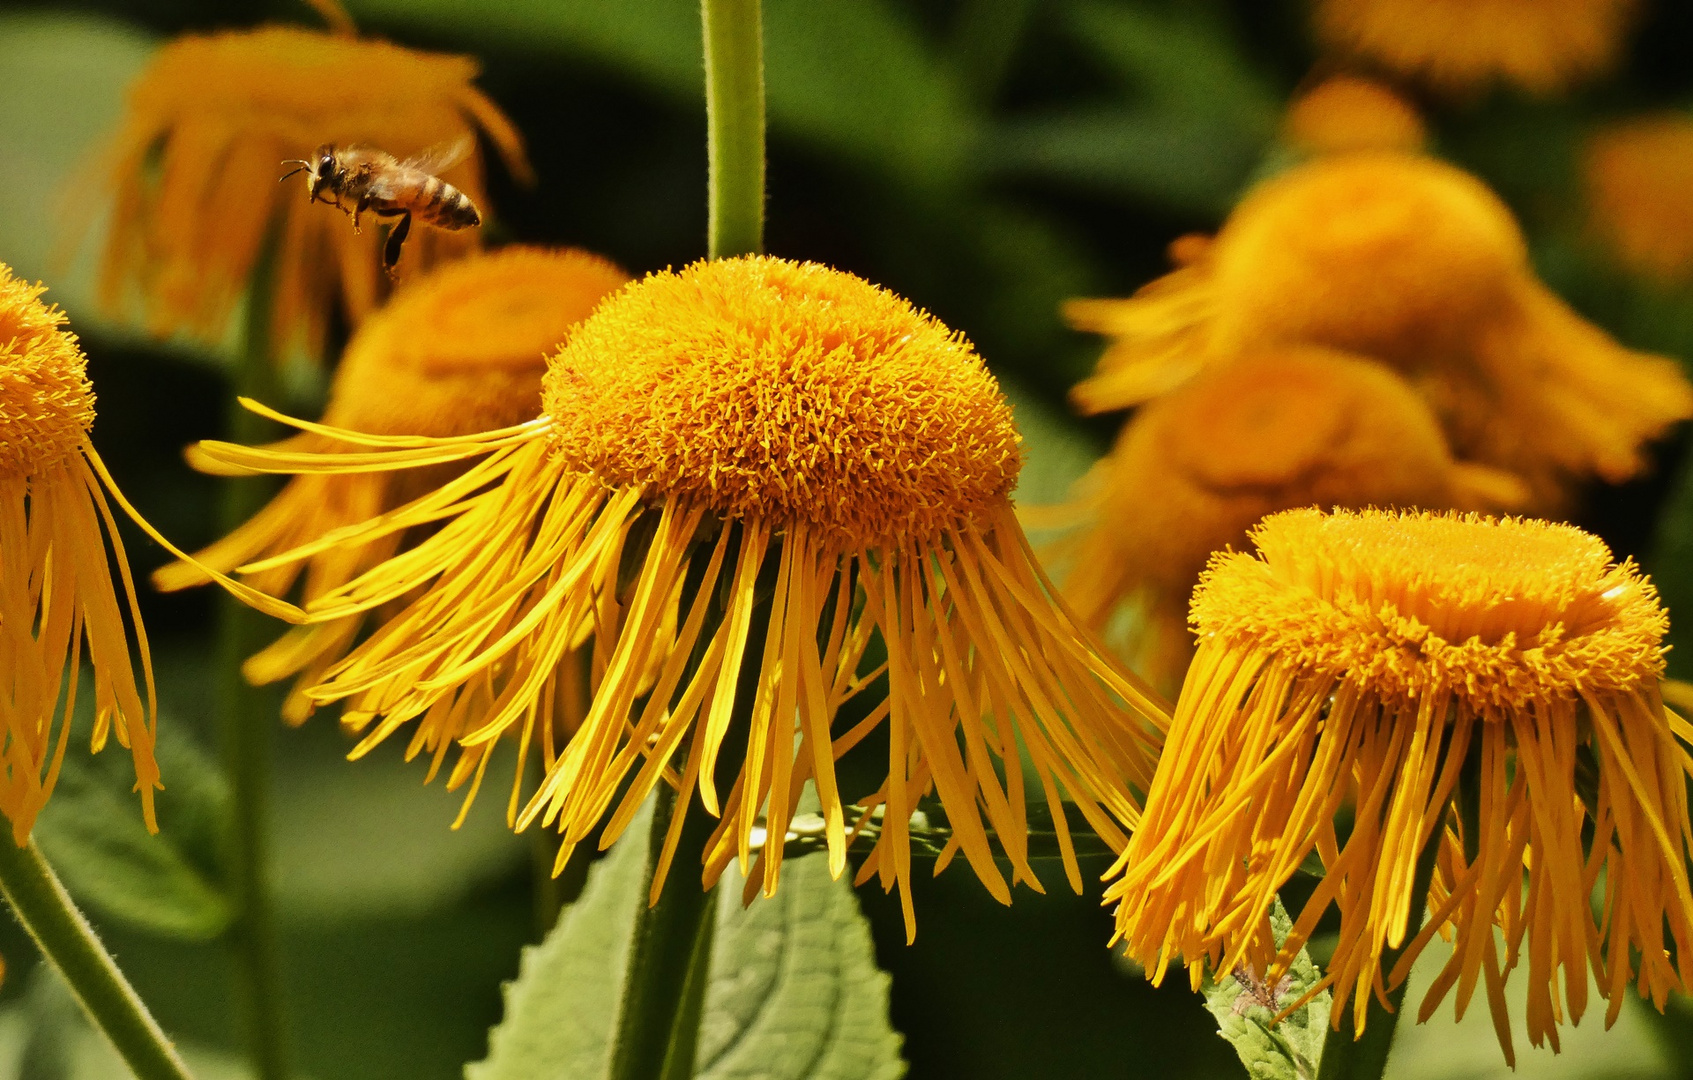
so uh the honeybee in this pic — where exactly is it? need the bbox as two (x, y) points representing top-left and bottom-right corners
(280, 137), (481, 274)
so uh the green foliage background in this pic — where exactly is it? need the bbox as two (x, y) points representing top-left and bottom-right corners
(2, 0), (1693, 1077)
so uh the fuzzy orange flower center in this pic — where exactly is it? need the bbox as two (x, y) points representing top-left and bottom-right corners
(542, 256), (1022, 549)
(1194, 508), (1666, 707)
(0, 272), (94, 477)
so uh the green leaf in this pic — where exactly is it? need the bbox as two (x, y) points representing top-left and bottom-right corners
(465, 803), (646, 1080)
(1384, 936), (1674, 1080)
(1061, 0), (1278, 132)
(33, 708), (232, 942)
(470, 797), (906, 1080)
(984, 0), (1276, 213)
(982, 108), (1263, 215)
(1202, 899), (1329, 1080)
(693, 851), (905, 1080)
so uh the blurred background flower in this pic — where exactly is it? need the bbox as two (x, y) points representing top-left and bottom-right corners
(1042, 345), (1527, 695)
(68, 15), (531, 364)
(1312, 0), (1641, 97)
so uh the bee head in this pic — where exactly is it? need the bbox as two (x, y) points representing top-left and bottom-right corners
(307, 144), (338, 202)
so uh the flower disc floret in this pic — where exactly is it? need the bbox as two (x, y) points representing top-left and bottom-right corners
(0, 271), (95, 477)
(542, 256), (1022, 549)
(1195, 508), (1666, 709)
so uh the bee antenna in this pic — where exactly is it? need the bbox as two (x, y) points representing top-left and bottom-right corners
(278, 162), (310, 182)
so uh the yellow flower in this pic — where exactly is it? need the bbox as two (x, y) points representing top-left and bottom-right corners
(154, 247), (629, 760)
(0, 265), (297, 844)
(1105, 508), (1693, 1065)
(1065, 152), (1693, 511)
(1049, 346), (1528, 696)
(192, 256), (1165, 936)
(76, 23), (531, 361)
(1281, 75), (1427, 156)
(1312, 0), (1639, 97)
(1584, 114), (1693, 283)
(0, 263), (158, 841)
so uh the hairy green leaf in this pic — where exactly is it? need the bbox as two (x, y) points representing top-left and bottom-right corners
(694, 853), (905, 1079)
(471, 798), (905, 1080)
(1202, 899), (1329, 1080)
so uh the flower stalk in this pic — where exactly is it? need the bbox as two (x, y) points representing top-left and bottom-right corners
(1315, 829), (1442, 1080)
(603, 7), (767, 1073)
(702, 0), (765, 259)
(0, 839), (195, 1080)
(218, 254), (291, 1080)
(607, 782), (722, 1080)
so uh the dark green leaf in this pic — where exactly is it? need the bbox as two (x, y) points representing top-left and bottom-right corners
(1061, 0), (1278, 132)
(982, 108), (1262, 214)
(33, 709), (232, 942)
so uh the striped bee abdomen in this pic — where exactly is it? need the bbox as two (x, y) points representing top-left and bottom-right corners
(415, 174), (481, 230)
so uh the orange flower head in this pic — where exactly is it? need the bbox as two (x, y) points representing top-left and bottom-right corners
(154, 247), (628, 734)
(1050, 346), (1528, 695)
(1282, 75), (1427, 156)
(0, 264), (157, 840)
(1066, 152), (1693, 510)
(1313, 0), (1640, 97)
(78, 24), (530, 362)
(543, 257), (1020, 550)
(192, 256), (1168, 938)
(1584, 114), (1693, 283)
(1106, 508), (1693, 1066)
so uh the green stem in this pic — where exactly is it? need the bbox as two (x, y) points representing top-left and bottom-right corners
(702, 0), (765, 259)
(0, 840), (195, 1080)
(217, 264), (291, 1080)
(607, 783), (721, 1080)
(1316, 834), (1443, 1080)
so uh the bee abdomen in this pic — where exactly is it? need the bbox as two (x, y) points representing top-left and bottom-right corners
(417, 175), (481, 230)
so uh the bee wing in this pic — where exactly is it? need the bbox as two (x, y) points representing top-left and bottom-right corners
(399, 135), (474, 176)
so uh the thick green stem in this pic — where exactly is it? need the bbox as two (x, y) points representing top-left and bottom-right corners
(217, 268), (291, 1080)
(0, 840), (195, 1080)
(702, 0), (765, 259)
(606, 783), (720, 1080)
(1317, 835), (1444, 1080)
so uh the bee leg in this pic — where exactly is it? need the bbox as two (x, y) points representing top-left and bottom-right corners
(352, 195), (371, 234)
(382, 212), (412, 277)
